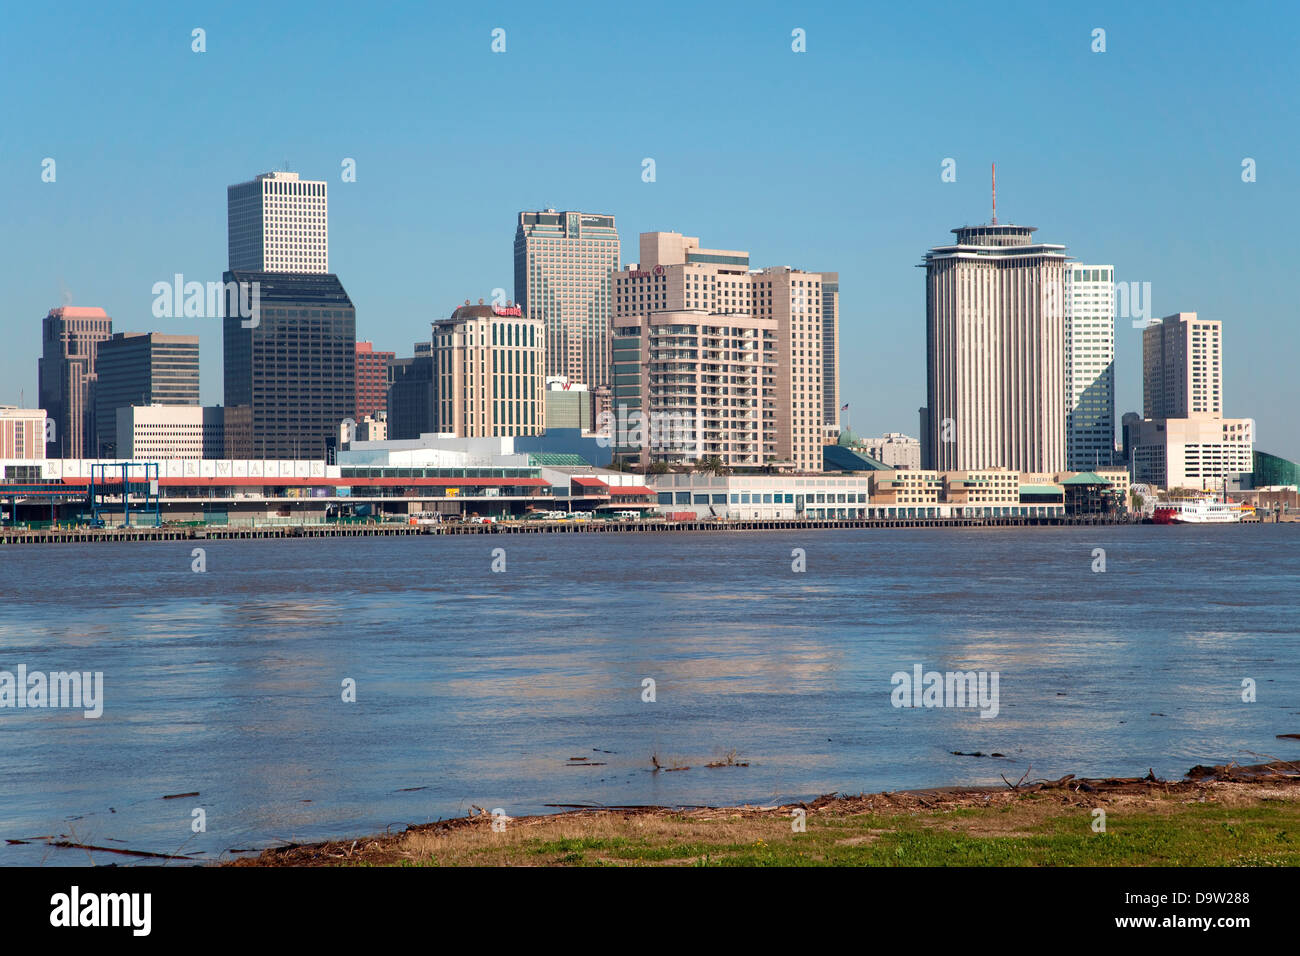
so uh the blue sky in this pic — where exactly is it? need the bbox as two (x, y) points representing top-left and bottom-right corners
(3, 0), (1297, 458)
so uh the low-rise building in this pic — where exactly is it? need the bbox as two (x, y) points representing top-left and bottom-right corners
(0, 407), (47, 460)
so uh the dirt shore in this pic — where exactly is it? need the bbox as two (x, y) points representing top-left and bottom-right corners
(226, 760), (1300, 867)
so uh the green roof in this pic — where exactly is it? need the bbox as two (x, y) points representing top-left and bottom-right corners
(1060, 471), (1113, 485)
(529, 453), (590, 466)
(1019, 484), (1064, 496)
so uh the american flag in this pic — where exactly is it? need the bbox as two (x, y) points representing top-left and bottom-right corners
(841, 403), (849, 411)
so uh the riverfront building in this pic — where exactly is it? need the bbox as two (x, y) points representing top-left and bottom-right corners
(223, 271), (356, 460)
(430, 302), (545, 438)
(93, 332), (200, 458)
(514, 210), (620, 388)
(1130, 312), (1251, 490)
(921, 224), (1069, 473)
(611, 232), (829, 472)
(38, 306), (114, 458)
(1065, 265), (1116, 470)
(227, 171), (329, 274)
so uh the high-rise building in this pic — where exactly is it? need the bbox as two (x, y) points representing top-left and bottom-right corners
(820, 272), (840, 432)
(227, 171), (329, 273)
(223, 271), (355, 459)
(514, 210), (620, 387)
(1132, 312), (1245, 490)
(1142, 312), (1222, 419)
(1064, 264), (1116, 470)
(921, 224), (1068, 473)
(431, 302), (545, 438)
(93, 332), (200, 458)
(355, 341), (395, 419)
(38, 306), (113, 458)
(611, 232), (827, 472)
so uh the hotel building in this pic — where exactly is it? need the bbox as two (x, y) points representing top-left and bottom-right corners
(1064, 264), (1116, 470)
(430, 302), (545, 438)
(37, 306), (114, 458)
(611, 232), (828, 472)
(921, 223), (1068, 473)
(514, 210), (620, 387)
(227, 171), (329, 274)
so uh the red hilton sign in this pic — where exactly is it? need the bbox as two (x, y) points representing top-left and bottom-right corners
(492, 305), (523, 317)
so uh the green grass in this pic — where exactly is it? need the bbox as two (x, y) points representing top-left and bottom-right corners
(402, 800), (1300, 867)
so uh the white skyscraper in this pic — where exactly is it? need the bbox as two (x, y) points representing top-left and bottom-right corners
(1065, 264), (1116, 470)
(227, 171), (329, 273)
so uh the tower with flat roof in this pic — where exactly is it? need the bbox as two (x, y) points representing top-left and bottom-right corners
(514, 210), (620, 388)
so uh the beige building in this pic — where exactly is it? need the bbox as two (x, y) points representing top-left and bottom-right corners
(514, 210), (620, 388)
(117, 404), (252, 460)
(1133, 312), (1249, 490)
(431, 302), (545, 438)
(943, 469), (1021, 507)
(922, 224), (1068, 473)
(1131, 416), (1254, 491)
(612, 232), (828, 472)
(870, 470), (943, 505)
(0, 407), (47, 460)
(1143, 312), (1221, 418)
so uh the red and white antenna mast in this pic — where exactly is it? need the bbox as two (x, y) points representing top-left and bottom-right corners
(991, 162), (997, 225)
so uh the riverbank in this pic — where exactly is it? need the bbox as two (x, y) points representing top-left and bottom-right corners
(227, 760), (1300, 867)
(0, 513), (1158, 545)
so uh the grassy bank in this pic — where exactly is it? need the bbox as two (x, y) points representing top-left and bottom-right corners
(230, 761), (1300, 867)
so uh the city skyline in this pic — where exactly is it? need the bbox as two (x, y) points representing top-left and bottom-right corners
(4, 2), (1297, 460)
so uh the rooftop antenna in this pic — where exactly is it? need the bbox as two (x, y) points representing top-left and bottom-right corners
(991, 163), (998, 225)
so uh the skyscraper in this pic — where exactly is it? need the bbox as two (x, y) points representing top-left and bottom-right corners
(921, 224), (1068, 473)
(514, 210), (620, 387)
(1142, 312), (1222, 418)
(227, 171), (329, 274)
(93, 332), (200, 458)
(223, 271), (355, 459)
(611, 232), (827, 472)
(38, 306), (113, 458)
(1065, 265), (1116, 470)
